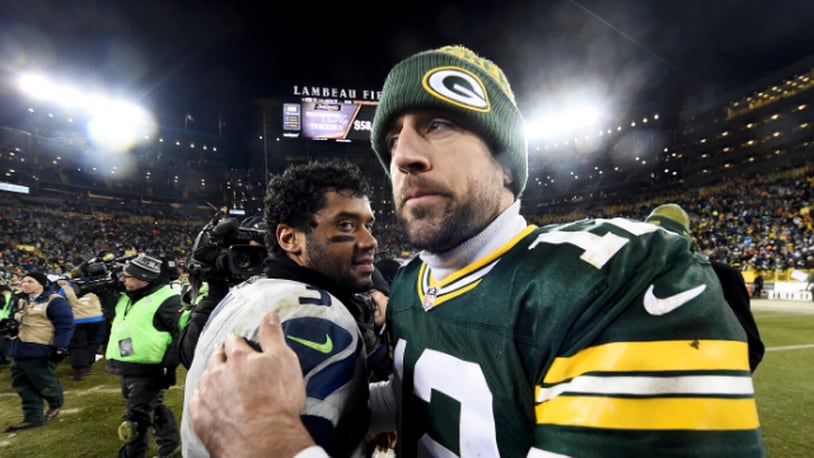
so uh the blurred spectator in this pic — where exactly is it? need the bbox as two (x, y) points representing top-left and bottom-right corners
(368, 265), (393, 382)
(753, 274), (764, 298)
(808, 271), (814, 302)
(5, 271), (74, 432)
(57, 277), (104, 381)
(365, 263), (398, 458)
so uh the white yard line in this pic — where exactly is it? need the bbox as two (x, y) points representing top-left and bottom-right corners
(765, 343), (814, 352)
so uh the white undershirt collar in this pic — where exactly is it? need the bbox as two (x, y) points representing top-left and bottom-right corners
(419, 200), (527, 282)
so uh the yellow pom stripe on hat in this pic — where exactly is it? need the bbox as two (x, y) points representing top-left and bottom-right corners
(645, 203), (691, 238)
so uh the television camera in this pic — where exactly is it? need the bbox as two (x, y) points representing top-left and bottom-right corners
(71, 251), (135, 297)
(187, 209), (267, 297)
(0, 316), (20, 338)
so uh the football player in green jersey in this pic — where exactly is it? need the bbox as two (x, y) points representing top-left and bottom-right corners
(190, 45), (765, 457)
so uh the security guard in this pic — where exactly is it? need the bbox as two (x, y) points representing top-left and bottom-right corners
(5, 271), (74, 432)
(105, 254), (181, 458)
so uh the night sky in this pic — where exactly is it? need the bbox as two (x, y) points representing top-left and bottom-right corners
(3, 0), (814, 144)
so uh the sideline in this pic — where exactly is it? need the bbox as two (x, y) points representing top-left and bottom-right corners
(0, 384), (183, 399)
(765, 343), (814, 352)
(752, 299), (814, 314)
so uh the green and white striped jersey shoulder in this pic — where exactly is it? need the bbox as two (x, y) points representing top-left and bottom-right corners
(387, 218), (764, 457)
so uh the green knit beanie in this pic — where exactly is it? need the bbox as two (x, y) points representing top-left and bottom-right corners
(371, 45), (528, 197)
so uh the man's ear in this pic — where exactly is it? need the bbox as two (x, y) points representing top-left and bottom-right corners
(497, 157), (513, 189)
(502, 169), (513, 188)
(276, 224), (302, 255)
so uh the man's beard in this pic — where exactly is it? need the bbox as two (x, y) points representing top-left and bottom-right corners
(400, 184), (502, 253)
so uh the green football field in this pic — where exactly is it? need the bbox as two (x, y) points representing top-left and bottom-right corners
(0, 299), (812, 457)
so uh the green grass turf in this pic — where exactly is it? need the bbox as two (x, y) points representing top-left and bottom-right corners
(0, 301), (811, 456)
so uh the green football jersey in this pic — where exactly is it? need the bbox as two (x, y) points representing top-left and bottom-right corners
(387, 218), (764, 457)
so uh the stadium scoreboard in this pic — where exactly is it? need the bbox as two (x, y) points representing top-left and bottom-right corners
(282, 96), (379, 142)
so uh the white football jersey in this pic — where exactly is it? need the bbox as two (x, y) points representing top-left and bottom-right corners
(181, 276), (368, 457)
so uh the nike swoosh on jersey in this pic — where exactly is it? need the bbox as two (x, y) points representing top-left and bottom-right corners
(286, 334), (334, 353)
(643, 283), (706, 316)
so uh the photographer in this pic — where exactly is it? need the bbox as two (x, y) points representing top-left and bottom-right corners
(105, 254), (181, 458)
(4, 271), (74, 432)
(57, 277), (104, 381)
(70, 250), (127, 355)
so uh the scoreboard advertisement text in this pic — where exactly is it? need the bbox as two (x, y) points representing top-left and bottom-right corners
(283, 97), (378, 141)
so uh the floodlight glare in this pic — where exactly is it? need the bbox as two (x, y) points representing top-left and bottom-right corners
(87, 101), (157, 152)
(526, 102), (605, 143)
(17, 74), (57, 101)
(16, 72), (157, 152)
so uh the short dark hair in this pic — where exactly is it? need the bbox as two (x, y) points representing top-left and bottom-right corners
(263, 159), (372, 257)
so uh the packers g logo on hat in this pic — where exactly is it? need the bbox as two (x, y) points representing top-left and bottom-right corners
(422, 67), (490, 113)
(371, 44), (528, 197)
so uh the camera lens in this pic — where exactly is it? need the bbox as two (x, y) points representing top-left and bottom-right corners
(232, 251), (252, 269)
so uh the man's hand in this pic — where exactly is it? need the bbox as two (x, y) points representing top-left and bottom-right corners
(160, 368), (177, 388)
(50, 347), (68, 363)
(190, 311), (316, 458)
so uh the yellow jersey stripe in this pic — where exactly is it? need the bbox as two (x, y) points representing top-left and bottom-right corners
(535, 396), (760, 430)
(543, 340), (750, 384)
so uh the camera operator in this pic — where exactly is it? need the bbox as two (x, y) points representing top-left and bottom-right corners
(70, 250), (127, 355)
(177, 253), (233, 369)
(105, 254), (181, 458)
(177, 210), (268, 369)
(4, 271), (74, 432)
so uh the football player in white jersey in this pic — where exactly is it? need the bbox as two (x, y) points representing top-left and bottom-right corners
(182, 159), (378, 458)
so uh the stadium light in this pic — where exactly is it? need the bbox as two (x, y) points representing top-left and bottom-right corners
(525, 101), (605, 143)
(87, 99), (156, 152)
(15, 72), (157, 153)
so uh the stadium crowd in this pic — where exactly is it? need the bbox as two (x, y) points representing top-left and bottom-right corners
(1, 165), (813, 287)
(0, 193), (208, 285)
(530, 165), (814, 272)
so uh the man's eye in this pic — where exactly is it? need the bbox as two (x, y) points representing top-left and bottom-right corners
(386, 135), (399, 151)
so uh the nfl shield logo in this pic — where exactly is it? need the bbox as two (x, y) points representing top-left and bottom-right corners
(423, 287), (438, 311)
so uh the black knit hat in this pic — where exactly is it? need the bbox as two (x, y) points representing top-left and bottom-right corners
(371, 45), (528, 197)
(124, 254), (162, 282)
(25, 271), (49, 289)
